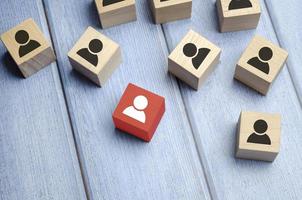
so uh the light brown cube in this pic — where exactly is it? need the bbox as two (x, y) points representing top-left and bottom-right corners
(234, 35), (288, 95)
(95, 0), (136, 28)
(216, 0), (261, 32)
(168, 30), (221, 90)
(68, 27), (122, 87)
(236, 111), (281, 162)
(150, 0), (192, 24)
(0, 18), (56, 78)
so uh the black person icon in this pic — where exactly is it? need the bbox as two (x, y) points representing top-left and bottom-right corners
(77, 39), (103, 67)
(247, 119), (271, 145)
(183, 43), (210, 70)
(103, 0), (125, 6)
(15, 30), (41, 58)
(228, 0), (252, 10)
(247, 47), (273, 74)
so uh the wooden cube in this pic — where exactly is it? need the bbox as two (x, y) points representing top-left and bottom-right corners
(236, 111), (281, 162)
(168, 30), (221, 90)
(112, 83), (165, 142)
(150, 0), (192, 24)
(216, 0), (261, 32)
(95, 0), (137, 28)
(68, 27), (122, 87)
(0, 18), (56, 78)
(234, 35), (288, 95)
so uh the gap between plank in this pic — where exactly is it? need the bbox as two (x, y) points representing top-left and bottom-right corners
(158, 2), (302, 200)
(159, 23), (217, 200)
(39, 0), (91, 199)
(263, 1), (302, 110)
(40, 0), (217, 199)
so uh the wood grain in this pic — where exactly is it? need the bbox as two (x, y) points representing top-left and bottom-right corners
(236, 111), (281, 162)
(265, 0), (302, 103)
(162, 0), (302, 199)
(0, 0), (86, 200)
(95, 0), (136, 28)
(0, 0), (301, 199)
(168, 29), (221, 90)
(68, 26), (122, 86)
(0, 18), (56, 77)
(43, 0), (211, 199)
(235, 35), (288, 95)
(150, 0), (192, 24)
(216, 0), (261, 32)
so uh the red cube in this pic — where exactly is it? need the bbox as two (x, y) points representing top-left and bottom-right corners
(112, 83), (165, 142)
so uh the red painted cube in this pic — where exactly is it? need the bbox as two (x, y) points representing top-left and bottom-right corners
(112, 83), (165, 142)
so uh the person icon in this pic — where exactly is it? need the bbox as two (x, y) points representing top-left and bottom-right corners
(228, 0), (252, 10)
(247, 47), (273, 74)
(183, 43), (211, 70)
(122, 95), (148, 123)
(15, 30), (41, 58)
(103, 0), (125, 6)
(247, 119), (271, 145)
(77, 39), (103, 67)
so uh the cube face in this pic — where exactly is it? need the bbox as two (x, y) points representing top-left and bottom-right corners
(151, 0), (192, 24)
(68, 27), (121, 86)
(0, 18), (56, 77)
(168, 30), (221, 90)
(236, 111), (281, 162)
(216, 0), (261, 32)
(95, 0), (136, 28)
(235, 35), (288, 95)
(112, 83), (165, 142)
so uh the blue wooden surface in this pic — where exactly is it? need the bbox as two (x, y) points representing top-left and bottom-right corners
(0, 0), (301, 199)
(0, 0), (86, 200)
(163, 0), (302, 199)
(265, 0), (302, 101)
(43, 0), (211, 199)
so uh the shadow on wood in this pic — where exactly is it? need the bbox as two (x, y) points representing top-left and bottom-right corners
(1, 52), (24, 78)
(232, 77), (264, 96)
(70, 69), (101, 88)
(113, 127), (151, 144)
(89, 1), (102, 28)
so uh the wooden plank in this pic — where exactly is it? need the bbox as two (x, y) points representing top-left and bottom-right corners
(162, 0), (302, 199)
(0, 1), (86, 200)
(265, 0), (302, 102)
(43, 0), (212, 199)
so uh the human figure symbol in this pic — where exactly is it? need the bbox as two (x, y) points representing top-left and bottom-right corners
(228, 0), (252, 10)
(123, 95), (148, 123)
(183, 43), (210, 70)
(15, 30), (41, 58)
(247, 47), (273, 74)
(77, 39), (103, 67)
(247, 119), (271, 145)
(103, 0), (125, 6)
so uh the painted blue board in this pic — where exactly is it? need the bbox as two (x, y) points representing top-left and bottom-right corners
(43, 0), (212, 199)
(1, 0), (301, 199)
(0, 0), (86, 200)
(162, 0), (302, 199)
(265, 0), (302, 102)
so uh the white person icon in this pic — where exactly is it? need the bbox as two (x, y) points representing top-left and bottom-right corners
(122, 95), (148, 123)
